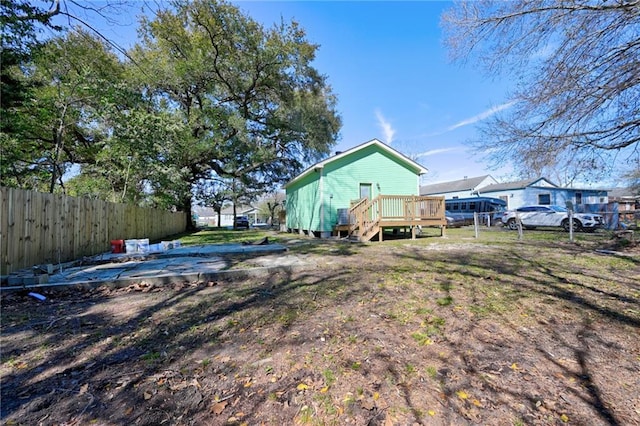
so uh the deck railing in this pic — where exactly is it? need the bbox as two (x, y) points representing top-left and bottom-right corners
(348, 195), (446, 241)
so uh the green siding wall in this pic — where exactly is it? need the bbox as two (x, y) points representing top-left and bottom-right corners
(285, 170), (321, 232)
(286, 143), (421, 234)
(324, 145), (419, 232)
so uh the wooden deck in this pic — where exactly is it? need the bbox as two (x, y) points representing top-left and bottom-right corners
(337, 195), (447, 242)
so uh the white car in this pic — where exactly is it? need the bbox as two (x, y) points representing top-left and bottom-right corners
(501, 205), (604, 232)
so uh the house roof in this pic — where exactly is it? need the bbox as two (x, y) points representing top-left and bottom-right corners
(193, 205), (256, 216)
(192, 206), (218, 217)
(608, 187), (640, 200)
(284, 138), (428, 189)
(220, 205), (257, 215)
(477, 177), (557, 193)
(420, 175), (492, 195)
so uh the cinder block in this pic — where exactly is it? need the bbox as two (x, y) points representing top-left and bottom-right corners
(7, 276), (23, 286)
(23, 274), (49, 285)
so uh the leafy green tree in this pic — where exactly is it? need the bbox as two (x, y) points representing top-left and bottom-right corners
(131, 0), (341, 229)
(442, 0), (639, 183)
(1, 29), (127, 192)
(1, 0), (61, 188)
(1, 0), (61, 128)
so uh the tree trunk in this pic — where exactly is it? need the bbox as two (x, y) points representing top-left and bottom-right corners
(182, 194), (196, 231)
(232, 202), (237, 230)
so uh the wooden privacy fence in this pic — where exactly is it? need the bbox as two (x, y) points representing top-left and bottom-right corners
(0, 187), (187, 275)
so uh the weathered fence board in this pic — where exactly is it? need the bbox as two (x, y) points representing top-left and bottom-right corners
(0, 187), (187, 275)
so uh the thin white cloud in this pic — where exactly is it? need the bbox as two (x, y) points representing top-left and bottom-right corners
(375, 109), (395, 144)
(415, 147), (460, 158)
(446, 101), (516, 132)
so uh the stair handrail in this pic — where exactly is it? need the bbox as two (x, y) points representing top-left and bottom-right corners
(348, 197), (368, 235)
(353, 196), (381, 241)
(363, 196), (379, 227)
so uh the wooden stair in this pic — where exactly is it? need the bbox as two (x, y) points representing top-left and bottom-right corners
(344, 195), (446, 242)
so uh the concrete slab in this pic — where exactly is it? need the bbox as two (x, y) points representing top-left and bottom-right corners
(156, 243), (287, 258)
(1, 242), (306, 292)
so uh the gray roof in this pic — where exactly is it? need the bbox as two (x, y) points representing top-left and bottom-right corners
(420, 175), (491, 195)
(193, 205), (256, 216)
(608, 187), (639, 199)
(193, 206), (218, 216)
(220, 205), (257, 215)
(477, 177), (553, 192)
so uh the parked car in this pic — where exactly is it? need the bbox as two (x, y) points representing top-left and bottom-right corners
(445, 210), (472, 227)
(233, 215), (250, 229)
(501, 205), (604, 232)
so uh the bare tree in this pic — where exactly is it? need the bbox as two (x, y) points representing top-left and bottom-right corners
(257, 192), (285, 225)
(623, 162), (640, 195)
(442, 0), (640, 184)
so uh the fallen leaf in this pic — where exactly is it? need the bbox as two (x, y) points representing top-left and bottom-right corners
(211, 400), (227, 415)
(472, 399), (482, 407)
(320, 386), (329, 393)
(143, 391), (152, 400)
(124, 407), (133, 416)
(79, 383), (88, 395)
(456, 390), (468, 400)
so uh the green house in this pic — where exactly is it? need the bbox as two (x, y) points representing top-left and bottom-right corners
(284, 139), (429, 238)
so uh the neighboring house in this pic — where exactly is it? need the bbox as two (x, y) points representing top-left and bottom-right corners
(420, 175), (497, 199)
(476, 177), (608, 213)
(192, 206), (218, 227)
(219, 206), (259, 227)
(192, 205), (259, 227)
(284, 138), (432, 238)
(607, 188), (639, 229)
(422, 175), (609, 215)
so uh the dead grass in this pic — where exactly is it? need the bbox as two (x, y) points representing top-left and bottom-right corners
(1, 229), (639, 425)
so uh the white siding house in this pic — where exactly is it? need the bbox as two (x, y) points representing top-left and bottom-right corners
(478, 178), (608, 211)
(422, 175), (608, 213)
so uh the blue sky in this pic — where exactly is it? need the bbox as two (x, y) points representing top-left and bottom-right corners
(232, 1), (516, 184)
(56, 1), (517, 184)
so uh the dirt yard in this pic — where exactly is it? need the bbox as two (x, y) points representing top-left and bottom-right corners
(2, 231), (639, 425)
